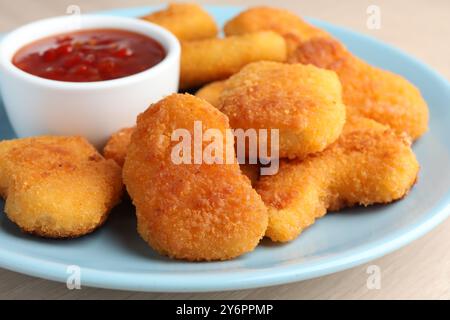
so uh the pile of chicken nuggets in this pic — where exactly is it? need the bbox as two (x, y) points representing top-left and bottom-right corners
(0, 4), (428, 261)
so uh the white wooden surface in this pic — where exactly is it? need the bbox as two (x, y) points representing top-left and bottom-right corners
(0, 0), (449, 299)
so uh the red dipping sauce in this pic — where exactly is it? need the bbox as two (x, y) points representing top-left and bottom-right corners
(12, 29), (166, 82)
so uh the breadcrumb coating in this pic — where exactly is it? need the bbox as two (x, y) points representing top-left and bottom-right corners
(195, 80), (228, 109)
(220, 61), (346, 159)
(122, 94), (268, 261)
(180, 31), (287, 89)
(103, 126), (260, 190)
(224, 6), (327, 55)
(289, 37), (429, 139)
(141, 3), (218, 41)
(103, 127), (134, 167)
(256, 117), (419, 242)
(0, 136), (123, 238)
(224, 6), (429, 140)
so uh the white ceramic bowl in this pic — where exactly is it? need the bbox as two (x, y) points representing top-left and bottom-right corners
(0, 15), (180, 147)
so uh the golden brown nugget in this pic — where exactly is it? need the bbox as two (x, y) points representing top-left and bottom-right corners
(256, 117), (419, 242)
(180, 31), (286, 89)
(195, 80), (228, 109)
(220, 61), (346, 159)
(223, 7), (428, 139)
(0, 136), (122, 238)
(289, 38), (429, 140)
(103, 127), (134, 167)
(141, 3), (218, 41)
(224, 6), (327, 55)
(122, 94), (268, 261)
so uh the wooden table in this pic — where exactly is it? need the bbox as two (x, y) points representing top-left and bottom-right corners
(0, 0), (449, 300)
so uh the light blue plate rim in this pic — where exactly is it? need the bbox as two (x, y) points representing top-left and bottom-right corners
(0, 5), (449, 292)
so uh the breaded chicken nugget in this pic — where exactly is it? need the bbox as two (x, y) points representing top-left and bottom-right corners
(256, 117), (419, 242)
(224, 6), (327, 55)
(223, 7), (429, 139)
(122, 94), (268, 261)
(219, 61), (346, 159)
(103, 127), (134, 167)
(289, 38), (429, 140)
(180, 31), (286, 89)
(0, 136), (122, 238)
(195, 80), (228, 109)
(141, 3), (218, 41)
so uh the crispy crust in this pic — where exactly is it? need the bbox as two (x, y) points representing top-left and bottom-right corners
(141, 3), (218, 41)
(103, 127), (134, 167)
(224, 6), (327, 55)
(220, 61), (346, 159)
(289, 37), (429, 140)
(103, 125), (261, 188)
(256, 117), (419, 242)
(223, 6), (429, 140)
(195, 80), (228, 109)
(0, 136), (123, 238)
(180, 31), (287, 89)
(17, 213), (109, 239)
(122, 94), (268, 261)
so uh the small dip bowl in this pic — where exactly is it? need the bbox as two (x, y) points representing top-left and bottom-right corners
(0, 15), (180, 147)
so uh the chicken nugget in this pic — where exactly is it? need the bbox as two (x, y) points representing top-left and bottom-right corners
(103, 127), (134, 167)
(289, 37), (429, 140)
(0, 136), (122, 238)
(141, 3), (218, 41)
(219, 61), (346, 159)
(223, 7), (429, 139)
(195, 80), (228, 109)
(224, 6), (327, 55)
(122, 94), (268, 261)
(180, 31), (287, 89)
(256, 117), (419, 242)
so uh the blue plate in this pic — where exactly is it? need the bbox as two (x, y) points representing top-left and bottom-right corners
(0, 6), (449, 292)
